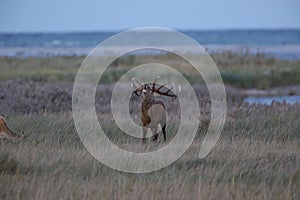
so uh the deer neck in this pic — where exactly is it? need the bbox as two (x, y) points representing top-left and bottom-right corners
(141, 95), (155, 125)
(142, 94), (155, 110)
(0, 118), (21, 139)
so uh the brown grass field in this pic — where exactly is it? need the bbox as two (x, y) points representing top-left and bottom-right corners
(0, 54), (299, 199)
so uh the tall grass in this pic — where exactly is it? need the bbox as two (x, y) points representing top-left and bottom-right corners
(0, 104), (299, 199)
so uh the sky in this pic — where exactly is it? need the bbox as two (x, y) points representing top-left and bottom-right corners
(1, 0), (300, 32)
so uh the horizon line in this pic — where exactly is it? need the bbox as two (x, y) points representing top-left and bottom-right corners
(1, 27), (300, 34)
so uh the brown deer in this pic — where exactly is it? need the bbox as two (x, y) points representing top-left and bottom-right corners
(0, 116), (24, 140)
(131, 77), (177, 143)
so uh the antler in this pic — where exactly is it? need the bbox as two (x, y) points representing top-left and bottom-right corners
(151, 83), (177, 98)
(151, 76), (177, 98)
(131, 77), (179, 98)
(131, 77), (142, 89)
(131, 78), (143, 96)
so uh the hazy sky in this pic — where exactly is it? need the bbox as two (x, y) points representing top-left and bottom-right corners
(1, 0), (300, 32)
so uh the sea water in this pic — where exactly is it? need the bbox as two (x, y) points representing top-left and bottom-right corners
(0, 29), (299, 59)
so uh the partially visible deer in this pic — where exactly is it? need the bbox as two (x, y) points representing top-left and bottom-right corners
(131, 77), (178, 143)
(0, 116), (24, 140)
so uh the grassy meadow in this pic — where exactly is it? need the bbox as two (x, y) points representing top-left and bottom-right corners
(1, 53), (300, 88)
(0, 53), (299, 199)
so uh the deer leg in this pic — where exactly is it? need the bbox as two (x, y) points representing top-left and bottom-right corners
(151, 126), (158, 141)
(162, 124), (167, 142)
(142, 126), (147, 144)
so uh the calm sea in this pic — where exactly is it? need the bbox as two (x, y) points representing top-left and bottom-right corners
(0, 29), (299, 59)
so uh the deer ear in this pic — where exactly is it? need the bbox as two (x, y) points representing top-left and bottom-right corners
(131, 78), (142, 89)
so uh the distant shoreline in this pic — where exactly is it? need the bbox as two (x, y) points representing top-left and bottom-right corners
(0, 45), (299, 60)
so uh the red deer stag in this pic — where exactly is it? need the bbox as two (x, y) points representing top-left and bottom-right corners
(0, 116), (24, 140)
(131, 77), (178, 143)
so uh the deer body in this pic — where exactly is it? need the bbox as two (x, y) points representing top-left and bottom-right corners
(141, 86), (167, 143)
(0, 116), (24, 140)
(132, 77), (178, 143)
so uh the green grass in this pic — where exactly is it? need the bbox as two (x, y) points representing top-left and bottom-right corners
(212, 52), (300, 89)
(0, 105), (299, 200)
(1, 53), (300, 88)
(0, 56), (82, 82)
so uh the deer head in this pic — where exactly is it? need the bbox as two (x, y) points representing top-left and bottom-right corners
(131, 77), (179, 99)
